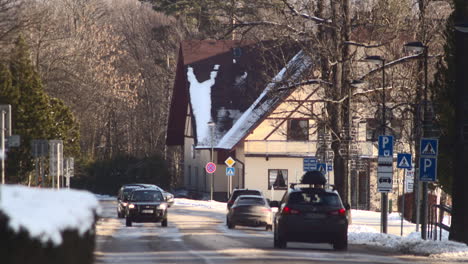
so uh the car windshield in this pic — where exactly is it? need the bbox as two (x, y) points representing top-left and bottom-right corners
(289, 192), (341, 206)
(131, 191), (164, 202)
(236, 197), (265, 206)
(123, 188), (140, 200)
(231, 190), (261, 201)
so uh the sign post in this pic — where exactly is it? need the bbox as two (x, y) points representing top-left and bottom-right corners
(378, 135), (394, 234)
(419, 138), (438, 239)
(397, 153), (412, 236)
(225, 157), (236, 199)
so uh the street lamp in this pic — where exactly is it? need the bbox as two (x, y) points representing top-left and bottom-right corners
(208, 120), (215, 201)
(404, 41), (429, 239)
(365, 55), (388, 234)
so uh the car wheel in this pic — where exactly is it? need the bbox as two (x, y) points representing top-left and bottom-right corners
(125, 217), (132, 227)
(274, 230), (286, 248)
(161, 218), (168, 227)
(227, 221), (235, 229)
(333, 232), (348, 250)
(266, 225), (272, 231)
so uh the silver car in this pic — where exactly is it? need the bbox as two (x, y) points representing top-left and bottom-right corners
(226, 195), (273, 231)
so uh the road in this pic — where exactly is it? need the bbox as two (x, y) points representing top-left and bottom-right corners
(94, 200), (453, 264)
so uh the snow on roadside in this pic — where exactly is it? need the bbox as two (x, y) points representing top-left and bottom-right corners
(169, 198), (468, 259)
(0, 185), (100, 246)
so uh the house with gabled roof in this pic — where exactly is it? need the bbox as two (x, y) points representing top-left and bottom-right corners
(166, 39), (408, 209)
(166, 40), (336, 201)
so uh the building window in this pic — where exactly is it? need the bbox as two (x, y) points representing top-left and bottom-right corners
(233, 47), (242, 57)
(287, 119), (308, 141)
(268, 169), (288, 190)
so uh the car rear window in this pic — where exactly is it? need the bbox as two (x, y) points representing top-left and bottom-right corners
(236, 197), (265, 206)
(289, 192), (340, 206)
(232, 190), (261, 201)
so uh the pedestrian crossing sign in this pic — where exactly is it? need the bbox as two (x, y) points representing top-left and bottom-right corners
(397, 153), (412, 169)
(420, 138), (438, 157)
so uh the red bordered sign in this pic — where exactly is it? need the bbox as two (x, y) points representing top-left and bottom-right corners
(205, 162), (216, 173)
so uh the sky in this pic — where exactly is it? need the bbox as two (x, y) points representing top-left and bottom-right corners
(1, 185), (467, 260)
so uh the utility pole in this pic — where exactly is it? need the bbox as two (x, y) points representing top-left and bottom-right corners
(0, 105), (11, 185)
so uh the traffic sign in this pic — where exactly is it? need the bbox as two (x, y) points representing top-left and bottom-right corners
(405, 168), (414, 192)
(397, 153), (412, 169)
(420, 138), (438, 157)
(303, 157), (317, 171)
(225, 157), (236, 167)
(205, 162), (216, 174)
(419, 157), (437, 182)
(226, 167), (235, 176)
(378, 136), (394, 157)
(317, 163), (326, 174)
(327, 164), (333, 171)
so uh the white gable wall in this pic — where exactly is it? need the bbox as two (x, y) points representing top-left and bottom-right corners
(241, 84), (334, 200)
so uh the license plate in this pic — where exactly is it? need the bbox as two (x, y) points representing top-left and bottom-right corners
(305, 213), (325, 219)
(142, 209), (153, 214)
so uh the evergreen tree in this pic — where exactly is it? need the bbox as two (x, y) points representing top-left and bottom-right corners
(433, 0), (468, 244)
(0, 36), (80, 183)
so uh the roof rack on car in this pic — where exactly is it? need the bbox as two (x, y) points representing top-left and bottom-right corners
(289, 183), (336, 191)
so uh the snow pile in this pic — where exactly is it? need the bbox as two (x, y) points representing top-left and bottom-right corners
(0, 185), (100, 246)
(175, 198), (226, 211)
(171, 198), (468, 259)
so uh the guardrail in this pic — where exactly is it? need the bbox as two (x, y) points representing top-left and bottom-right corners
(428, 204), (452, 240)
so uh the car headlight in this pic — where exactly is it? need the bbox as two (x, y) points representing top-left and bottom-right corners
(128, 204), (135, 209)
(158, 204), (167, 210)
(122, 202), (128, 206)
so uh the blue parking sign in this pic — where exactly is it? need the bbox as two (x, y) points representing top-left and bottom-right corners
(419, 157), (437, 182)
(378, 136), (394, 157)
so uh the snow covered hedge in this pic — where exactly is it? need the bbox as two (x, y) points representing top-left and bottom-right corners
(0, 185), (100, 264)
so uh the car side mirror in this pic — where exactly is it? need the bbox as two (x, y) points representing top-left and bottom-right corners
(269, 201), (279, 208)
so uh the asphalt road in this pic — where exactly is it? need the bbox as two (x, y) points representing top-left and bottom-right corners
(94, 200), (458, 264)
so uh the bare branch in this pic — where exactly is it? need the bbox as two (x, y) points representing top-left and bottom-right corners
(233, 21), (305, 35)
(281, 0), (333, 25)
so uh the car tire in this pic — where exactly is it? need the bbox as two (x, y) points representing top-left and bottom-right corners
(228, 221), (235, 229)
(266, 225), (272, 231)
(161, 218), (168, 227)
(333, 232), (348, 250)
(274, 230), (286, 248)
(125, 217), (132, 227)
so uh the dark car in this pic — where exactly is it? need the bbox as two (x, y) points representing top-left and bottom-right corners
(227, 189), (263, 210)
(271, 171), (349, 250)
(138, 184), (175, 207)
(272, 185), (349, 250)
(125, 189), (168, 227)
(226, 195), (273, 231)
(117, 184), (146, 218)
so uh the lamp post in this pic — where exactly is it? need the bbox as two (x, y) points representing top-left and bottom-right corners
(404, 41), (429, 239)
(365, 55), (388, 233)
(208, 120), (215, 201)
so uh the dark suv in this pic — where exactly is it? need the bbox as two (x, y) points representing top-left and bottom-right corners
(125, 189), (168, 227)
(117, 184), (146, 218)
(272, 184), (349, 250)
(227, 189), (263, 209)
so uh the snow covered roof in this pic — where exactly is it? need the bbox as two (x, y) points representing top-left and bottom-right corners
(0, 185), (100, 246)
(216, 50), (313, 150)
(166, 40), (300, 147)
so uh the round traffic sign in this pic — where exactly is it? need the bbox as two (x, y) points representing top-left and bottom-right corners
(205, 162), (216, 173)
